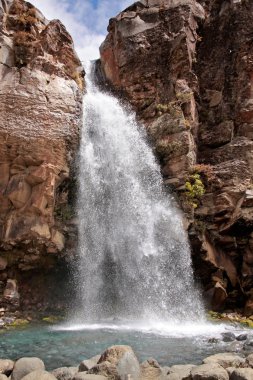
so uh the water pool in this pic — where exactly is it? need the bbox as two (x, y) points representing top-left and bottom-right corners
(0, 321), (252, 370)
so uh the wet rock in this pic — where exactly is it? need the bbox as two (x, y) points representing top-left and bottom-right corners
(140, 358), (163, 379)
(236, 335), (248, 342)
(51, 367), (78, 380)
(191, 363), (229, 380)
(230, 368), (253, 380)
(3, 279), (20, 306)
(21, 370), (57, 380)
(79, 355), (101, 371)
(203, 353), (245, 368)
(167, 364), (196, 380)
(11, 357), (45, 380)
(0, 359), (14, 375)
(0, 258), (7, 272)
(222, 333), (236, 342)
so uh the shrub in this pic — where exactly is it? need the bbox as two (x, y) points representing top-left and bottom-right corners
(184, 173), (205, 209)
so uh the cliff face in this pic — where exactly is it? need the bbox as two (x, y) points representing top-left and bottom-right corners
(99, 0), (253, 313)
(0, 0), (84, 312)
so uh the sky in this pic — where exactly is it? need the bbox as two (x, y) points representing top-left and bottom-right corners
(31, 0), (132, 61)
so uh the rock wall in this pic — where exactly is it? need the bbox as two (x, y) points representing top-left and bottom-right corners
(99, 0), (253, 313)
(0, 0), (84, 312)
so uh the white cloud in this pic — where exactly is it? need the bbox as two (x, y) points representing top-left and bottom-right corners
(31, 0), (131, 61)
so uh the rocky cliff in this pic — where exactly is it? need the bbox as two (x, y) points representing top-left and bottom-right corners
(99, 0), (253, 314)
(0, 0), (84, 313)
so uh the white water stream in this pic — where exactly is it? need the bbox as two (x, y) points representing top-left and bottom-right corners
(73, 64), (205, 328)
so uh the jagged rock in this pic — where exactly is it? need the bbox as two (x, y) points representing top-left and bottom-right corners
(191, 363), (229, 380)
(21, 371), (57, 380)
(51, 367), (78, 380)
(230, 368), (253, 380)
(203, 353), (245, 369)
(0, 0), (83, 312)
(0, 359), (14, 375)
(11, 357), (45, 380)
(245, 354), (253, 368)
(79, 356), (101, 372)
(3, 279), (19, 306)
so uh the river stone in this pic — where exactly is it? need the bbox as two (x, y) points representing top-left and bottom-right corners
(52, 367), (78, 380)
(191, 363), (229, 380)
(221, 333), (236, 342)
(79, 356), (101, 371)
(236, 334), (247, 341)
(93, 345), (140, 380)
(21, 370), (57, 380)
(168, 364), (196, 379)
(203, 353), (245, 368)
(140, 358), (163, 379)
(0, 359), (14, 375)
(230, 368), (253, 380)
(12, 358), (45, 380)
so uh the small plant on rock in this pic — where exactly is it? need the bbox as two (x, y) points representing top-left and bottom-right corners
(184, 173), (205, 209)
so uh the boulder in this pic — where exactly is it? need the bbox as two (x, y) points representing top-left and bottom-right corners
(236, 335), (247, 342)
(230, 368), (253, 380)
(226, 368), (236, 376)
(140, 358), (163, 379)
(167, 364), (196, 379)
(11, 357), (45, 380)
(0, 359), (14, 375)
(21, 370), (57, 380)
(0, 375), (8, 380)
(221, 333), (236, 342)
(89, 345), (140, 380)
(191, 363), (229, 380)
(203, 353), (245, 368)
(79, 355), (101, 371)
(51, 367), (78, 380)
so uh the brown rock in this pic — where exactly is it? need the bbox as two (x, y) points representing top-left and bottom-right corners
(0, 0), (83, 281)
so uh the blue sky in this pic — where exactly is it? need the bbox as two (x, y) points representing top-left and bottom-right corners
(31, 0), (131, 61)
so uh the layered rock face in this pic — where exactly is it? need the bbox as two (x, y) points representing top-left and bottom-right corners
(0, 0), (84, 311)
(99, 0), (253, 313)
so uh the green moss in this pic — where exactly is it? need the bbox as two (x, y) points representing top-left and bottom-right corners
(184, 173), (205, 209)
(42, 316), (63, 324)
(8, 319), (30, 329)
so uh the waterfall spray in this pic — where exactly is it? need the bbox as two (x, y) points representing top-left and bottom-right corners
(76, 64), (204, 324)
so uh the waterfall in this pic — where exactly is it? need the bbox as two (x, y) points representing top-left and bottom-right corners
(76, 64), (204, 324)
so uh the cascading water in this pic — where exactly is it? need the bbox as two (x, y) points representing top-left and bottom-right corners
(76, 64), (205, 324)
